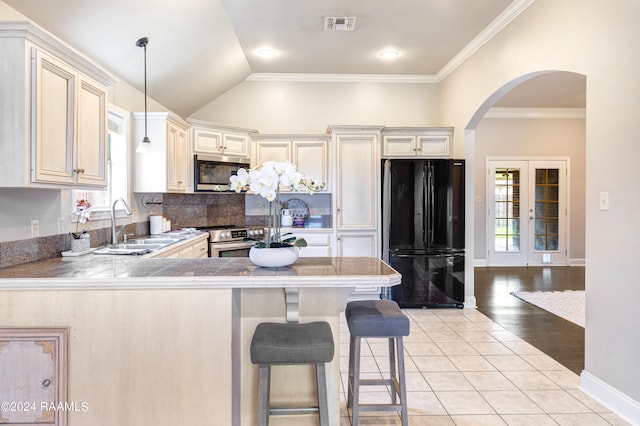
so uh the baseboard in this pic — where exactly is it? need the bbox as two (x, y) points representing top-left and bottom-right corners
(464, 295), (477, 308)
(580, 370), (640, 424)
(473, 258), (585, 267)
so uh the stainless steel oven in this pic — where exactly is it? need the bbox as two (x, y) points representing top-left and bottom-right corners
(202, 226), (264, 258)
(194, 154), (250, 192)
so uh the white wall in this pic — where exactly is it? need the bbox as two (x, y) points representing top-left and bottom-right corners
(190, 81), (442, 133)
(474, 116), (586, 265)
(438, 0), (640, 418)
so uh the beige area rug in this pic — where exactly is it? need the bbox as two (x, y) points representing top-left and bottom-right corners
(511, 290), (585, 327)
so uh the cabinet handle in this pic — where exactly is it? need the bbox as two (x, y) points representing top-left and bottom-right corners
(42, 379), (51, 387)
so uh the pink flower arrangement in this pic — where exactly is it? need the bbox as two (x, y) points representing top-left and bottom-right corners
(71, 199), (91, 239)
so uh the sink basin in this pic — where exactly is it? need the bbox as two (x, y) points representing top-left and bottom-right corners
(94, 243), (166, 255)
(93, 235), (188, 255)
(133, 238), (182, 245)
(112, 243), (165, 250)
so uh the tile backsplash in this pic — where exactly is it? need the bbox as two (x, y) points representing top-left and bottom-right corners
(0, 192), (331, 269)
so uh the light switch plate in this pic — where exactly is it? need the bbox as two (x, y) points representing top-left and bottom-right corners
(599, 192), (610, 210)
(31, 219), (40, 237)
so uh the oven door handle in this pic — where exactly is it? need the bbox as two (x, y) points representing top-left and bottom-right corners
(210, 241), (256, 250)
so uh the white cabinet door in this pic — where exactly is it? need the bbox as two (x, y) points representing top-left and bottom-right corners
(193, 128), (223, 154)
(336, 232), (378, 257)
(382, 135), (416, 157)
(32, 50), (76, 185)
(293, 140), (328, 190)
(223, 133), (250, 157)
(285, 231), (332, 257)
(76, 77), (107, 186)
(417, 134), (451, 157)
(167, 122), (188, 192)
(335, 134), (378, 230)
(0, 328), (68, 426)
(253, 140), (292, 166)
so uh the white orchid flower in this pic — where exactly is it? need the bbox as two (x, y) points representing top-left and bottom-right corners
(228, 160), (325, 248)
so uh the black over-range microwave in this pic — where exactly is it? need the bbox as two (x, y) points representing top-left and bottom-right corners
(194, 154), (250, 192)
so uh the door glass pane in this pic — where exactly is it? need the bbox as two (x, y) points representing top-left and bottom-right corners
(533, 168), (559, 251)
(494, 168), (520, 252)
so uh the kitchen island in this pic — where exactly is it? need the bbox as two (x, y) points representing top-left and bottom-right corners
(0, 256), (400, 425)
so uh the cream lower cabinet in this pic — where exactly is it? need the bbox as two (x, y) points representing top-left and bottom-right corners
(0, 328), (69, 425)
(0, 22), (115, 188)
(251, 135), (330, 191)
(281, 229), (332, 257)
(133, 112), (191, 193)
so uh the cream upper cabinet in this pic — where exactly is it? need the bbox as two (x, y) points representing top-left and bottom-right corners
(331, 127), (381, 230)
(382, 127), (453, 158)
(252, 135), (330, 191)
(0, 22), (115, 188)
(133, 112), (191, 193)
(188, 119), (254, 158)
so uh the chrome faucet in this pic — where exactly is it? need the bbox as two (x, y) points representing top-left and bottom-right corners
(111, 198), (133, 244)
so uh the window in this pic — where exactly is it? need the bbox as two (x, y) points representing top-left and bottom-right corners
(73, 106), (130, 213)
(494, 168), (521, 252)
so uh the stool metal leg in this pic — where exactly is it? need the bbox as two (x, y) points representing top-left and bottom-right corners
(257, 364), (271, 426)
(316, 363), (330, 426)
(388, 337), (397, 405)
(396, 337), (408, 426)
(350, 336), (362, 425)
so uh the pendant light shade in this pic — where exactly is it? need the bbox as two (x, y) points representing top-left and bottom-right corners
(136, 37), (150, 144)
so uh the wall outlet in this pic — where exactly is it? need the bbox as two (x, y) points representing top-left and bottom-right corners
(31, 219), (40, 238)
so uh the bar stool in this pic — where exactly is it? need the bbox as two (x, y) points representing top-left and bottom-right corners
(250, 321), (334, 426)
(345, 300), (410, 426)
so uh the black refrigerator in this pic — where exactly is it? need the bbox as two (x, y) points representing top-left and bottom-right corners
(382, 159), (465, 308)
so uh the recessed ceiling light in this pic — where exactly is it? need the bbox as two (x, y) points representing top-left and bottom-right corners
(257, 48), (277, 58)
(379, 50), (399, 59)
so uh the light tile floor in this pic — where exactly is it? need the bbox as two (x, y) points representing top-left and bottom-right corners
(338, 308), (629, 425)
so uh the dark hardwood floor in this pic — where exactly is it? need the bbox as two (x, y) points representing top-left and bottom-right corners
(473, 266), (585, 375)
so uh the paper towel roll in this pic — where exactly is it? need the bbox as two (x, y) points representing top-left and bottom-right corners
(150, 215), (163, 235)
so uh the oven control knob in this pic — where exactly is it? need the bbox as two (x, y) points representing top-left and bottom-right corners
(221, 232), (229, 238)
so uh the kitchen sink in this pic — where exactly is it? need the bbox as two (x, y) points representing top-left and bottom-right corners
(94, 242), (173, 255)
(93, 235), (189, 255)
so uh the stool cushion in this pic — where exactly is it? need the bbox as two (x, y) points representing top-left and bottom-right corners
(345, 300), (410, 337)
(251, 321), (334, 365)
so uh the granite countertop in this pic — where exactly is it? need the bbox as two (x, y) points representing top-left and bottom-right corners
(0, 256), (400, 291)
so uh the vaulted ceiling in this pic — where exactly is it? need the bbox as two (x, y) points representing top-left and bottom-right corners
(4, 0), (585, 117)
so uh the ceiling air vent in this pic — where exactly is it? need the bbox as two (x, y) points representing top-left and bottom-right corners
(324, 16), (357, 31)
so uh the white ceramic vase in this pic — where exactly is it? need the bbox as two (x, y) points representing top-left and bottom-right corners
(70, 235), (90, 252)
(249, 246), (299, 268)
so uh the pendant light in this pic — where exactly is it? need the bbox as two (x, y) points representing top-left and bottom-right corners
(136, 37), (151, 144)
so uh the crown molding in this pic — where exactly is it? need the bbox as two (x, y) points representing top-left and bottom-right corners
(245, 73), (437, 84)
(436, 0), (535, 81)
(485, 107), (586, 119)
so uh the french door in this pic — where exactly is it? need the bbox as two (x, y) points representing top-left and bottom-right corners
(487, 159), (568, 266)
